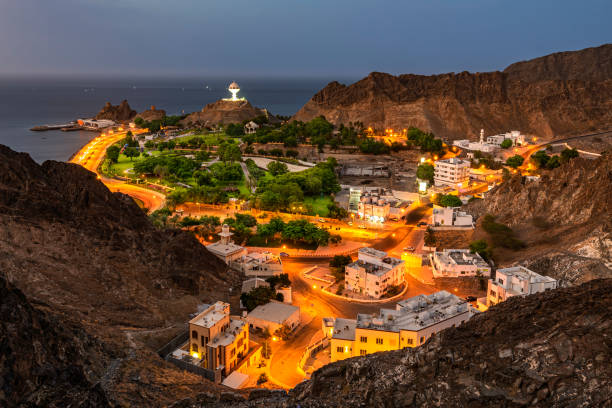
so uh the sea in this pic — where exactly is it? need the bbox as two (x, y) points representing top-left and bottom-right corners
(0, 76), (344, 163)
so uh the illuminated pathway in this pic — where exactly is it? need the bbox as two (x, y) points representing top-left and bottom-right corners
(69, 130), (166, 212)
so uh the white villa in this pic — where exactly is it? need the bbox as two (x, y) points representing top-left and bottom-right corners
(478, 266), (557, 311)
(430, 249), (491, 278)
(345, 247), (405, 299)
(431, 206), (473, 228)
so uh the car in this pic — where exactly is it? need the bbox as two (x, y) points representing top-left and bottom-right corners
(417, 221), (428, 227)
(347, 221), (353, 226)
(359, 224), (367, 229)
(465, 296), (477, 302)
(318, 218), (326, 223)
(279, 252), (290, 257)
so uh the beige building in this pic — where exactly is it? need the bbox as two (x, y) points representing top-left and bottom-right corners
(246, 300), (300, 334)
(188, 302), (250, 376)
(240, 251), (283, 277)
(206, 225), (248, 264)
(330, 291), (477, 362)
(431, 206), (473, 227)
(345, 247), (405, 299)
(434, 157), (470, 188)
(478, 266), (557, 311)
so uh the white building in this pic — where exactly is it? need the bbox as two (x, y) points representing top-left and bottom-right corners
(431, 249), (491, 278)
(244, 121), (259, 134)
(330, 291), (477, 362)
(358, 191), (391, 223)
(240, 251), (283, 277)
(345, 247), (405, 299)
(77, 118), (116, 129)
(478, 266), (557, 311)
(434, 158), (471, 188)
(431, 206), (473, 228)
(246, 301), (300, 333)
(348, 188), (362, 213)
(487, 130), (525, 146)
(206, 225), (248, 264)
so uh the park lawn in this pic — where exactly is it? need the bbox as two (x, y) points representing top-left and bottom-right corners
(109, 150), (162, 176)
(175, 132), (229, 146)
(304, 195), (333, 217)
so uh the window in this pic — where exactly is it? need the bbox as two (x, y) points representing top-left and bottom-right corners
(192, 330), (198, 339)
(192, 344), (198, 352)
(420, 336), (424, 344)
(498, 278), (504, 285)
(376, 338), (383, 345)
(360, 336), (368, 343)
(230, 348), (236, 357)
(237, 338), (244, 348)
(489, 290), (497, 298)
(407, 338), (413, 345)
(360, 350), (367, 356)
(336, 346), (344, 353)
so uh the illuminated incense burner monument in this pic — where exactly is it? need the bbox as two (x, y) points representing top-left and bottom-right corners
(225, 81), (245, 102)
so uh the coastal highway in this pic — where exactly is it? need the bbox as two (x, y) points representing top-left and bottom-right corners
(70, 130), (166, 212)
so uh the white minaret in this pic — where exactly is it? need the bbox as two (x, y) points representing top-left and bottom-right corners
(480, 129), (484, 144)
(218, 224), (233, 245)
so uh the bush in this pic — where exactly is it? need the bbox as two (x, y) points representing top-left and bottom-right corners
(506, 155), (524, 168)
(416, 163), (434, 183)
(500, 139), (512, 149)
(469, 239), (492, 261)
(240, 286), (277, 311)
(435, 194), (462, 207)
(481, 214), (526, 250)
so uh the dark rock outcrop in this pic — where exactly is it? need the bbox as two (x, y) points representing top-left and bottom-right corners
(467, 154), (611, 285)
(95, 100), (137, 122)
(135, 105), (166, 122)
(233, 279), (612, 407)
(293, 44), (612, 140)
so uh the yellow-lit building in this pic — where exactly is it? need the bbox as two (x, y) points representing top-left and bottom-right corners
(189, 302), (250, 376)
(329, 291), (477, 362)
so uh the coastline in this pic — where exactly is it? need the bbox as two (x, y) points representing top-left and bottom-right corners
(67, 132), (100, 162)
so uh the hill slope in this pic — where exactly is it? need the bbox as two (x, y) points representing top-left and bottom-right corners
(293, 44), (612, 140)
(0, 144), (239, 406)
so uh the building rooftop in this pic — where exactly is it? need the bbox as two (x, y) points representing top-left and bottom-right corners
(331, 317), (357, 341)
(241, 278), (269, 294)
(248, 301), (299, 324)
(352, 291), (473, 333)
(206, 241), (245, 257)
(358, 247), (388, 259)
(436, 157), (469, 165)
(190, 302), (229, 329)
(242, 251), (281, 265)
(209, 317), (246, 348)
(435, 249), (488, 268)
(497, 266), (557, 284)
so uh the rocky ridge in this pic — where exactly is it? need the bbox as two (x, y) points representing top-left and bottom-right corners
(0, 144), (240, 406)
(181, 99), (274, 127)
(293, 44), (612, 140)
(95, 100), (137, 122)
(467, 154), (611, 285)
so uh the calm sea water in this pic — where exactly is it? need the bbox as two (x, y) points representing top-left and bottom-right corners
(0, 77), (339, 163)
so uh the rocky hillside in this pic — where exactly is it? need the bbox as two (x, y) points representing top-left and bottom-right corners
(468, 154), (611, 285)
(181, 99), (275, 127)
(0, 144), (239, 406)
(95, 100), (137, 122)
(293, 44), (612, 140)
(136, 105), (166, 122)
(201, 279), (612, 407)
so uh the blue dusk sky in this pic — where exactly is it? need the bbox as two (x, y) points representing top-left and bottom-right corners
(0, 0), (610, 78)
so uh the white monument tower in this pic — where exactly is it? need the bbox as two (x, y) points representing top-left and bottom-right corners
(228, 81), (240, 101)
(480, 128), (484, 144)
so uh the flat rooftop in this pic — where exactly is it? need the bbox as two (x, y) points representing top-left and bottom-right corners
(209, 318), (246, 348)
(497, 266), (557, 283)
(189, 302), (229, 329)
(248, 301), (299, 324)
(436, 157), (469, 165)
(353, 291), (473, 332)
(206, 241), (245, 256)
(332, 317), (357, 341)
(435, 249), (488, 267)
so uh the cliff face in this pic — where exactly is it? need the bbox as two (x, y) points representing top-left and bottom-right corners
(0, 144), (238, 406)
(467, 155), (612, 285)
(181, 99), (268, 127)
(293, 44), (612, 140)
(95, 100), (137, 122)
(215, 279), (612, 407)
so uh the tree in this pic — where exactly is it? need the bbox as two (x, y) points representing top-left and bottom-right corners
(266, 273), (291, 289)
(416, 163), (435, 183)
(530, 150), (550, 169)
(469, 239), (492, 261)
(506, 155), (524, 168)
(329, 255), (352, 281)
(436, 194), (462, 208)
(218, 142), (242, 163)
(240, 286), (277, 312)
(500, 139), (513, 149)
(196, 171), (213, 186)
(225, 123), (244, 136)
(546, 155), (561, 169)
(124, 147), (140, 161)
(560, 148), (579, 164)
(267, 161), (289, 176)
(106, 145), (120, 163)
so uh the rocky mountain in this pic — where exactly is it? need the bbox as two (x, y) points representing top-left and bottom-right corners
(199, 279), (612, 407)
(136, 105), (167, 122)
(293, 44), (612, 140)
(181, 99), (275, 127)
(0, 144), (239, 406)
(95, 100), (137, 122)
(467, 154), (611, 285)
